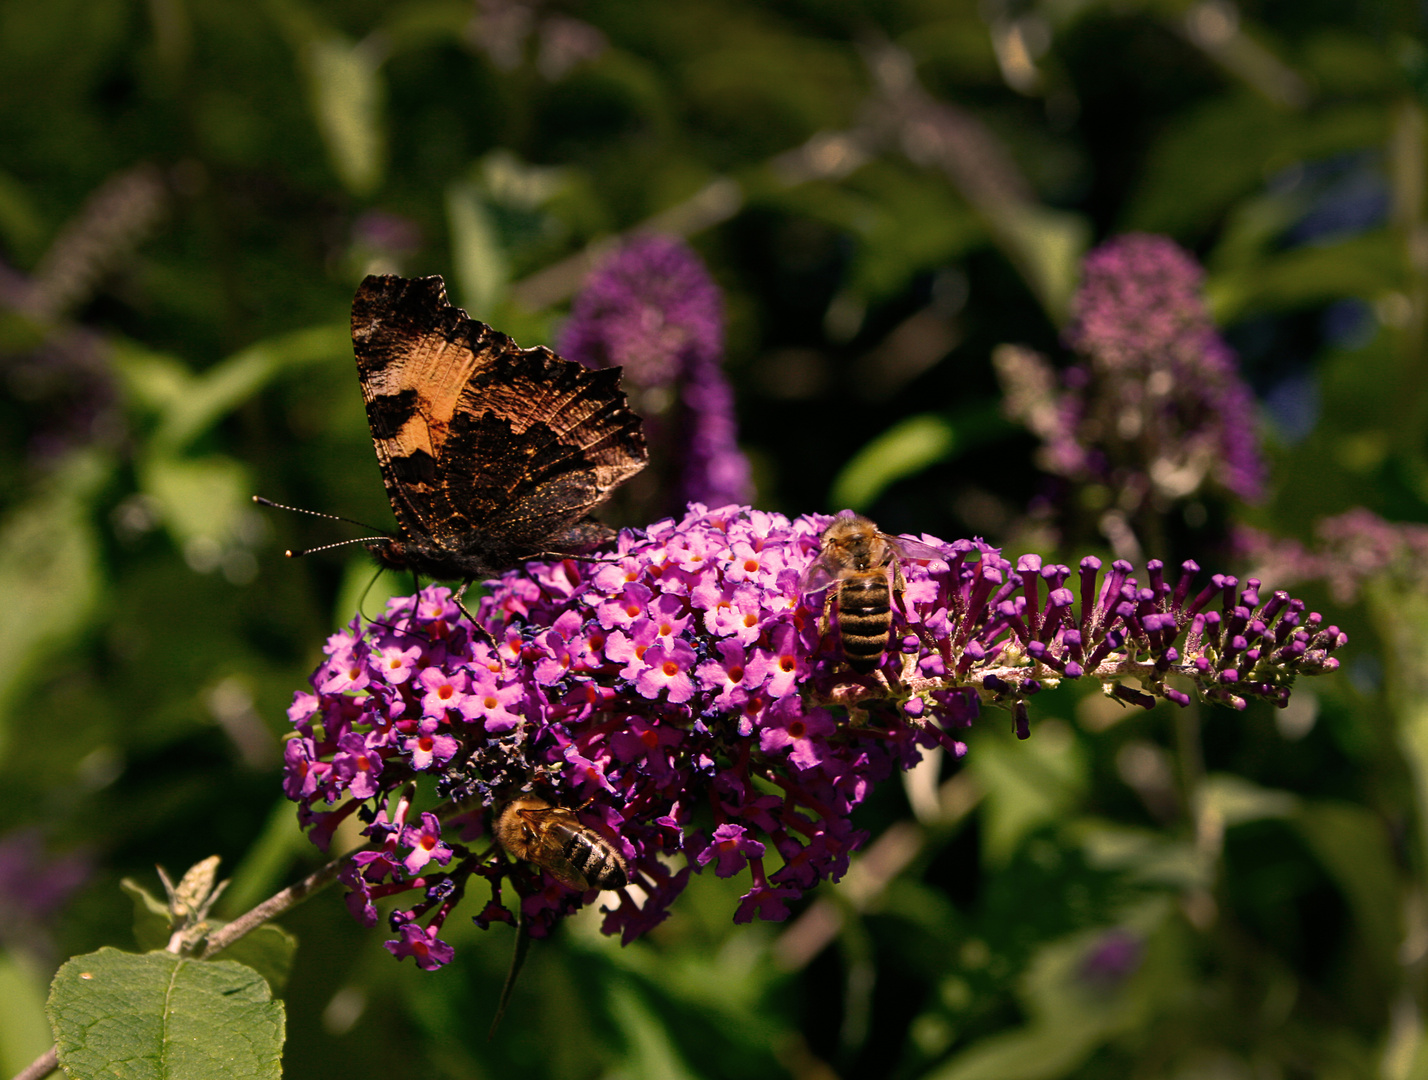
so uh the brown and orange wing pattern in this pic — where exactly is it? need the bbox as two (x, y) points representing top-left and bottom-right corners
(351, 273), (647, 568)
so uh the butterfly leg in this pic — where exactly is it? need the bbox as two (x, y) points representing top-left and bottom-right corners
(452, 579), (503, 664)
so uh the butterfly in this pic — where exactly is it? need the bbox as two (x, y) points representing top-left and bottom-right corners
(349, 273), (647, 610)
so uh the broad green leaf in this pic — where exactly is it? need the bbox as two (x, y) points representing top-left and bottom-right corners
(1294, 801), (1401, 983)
(841, 162), (985, 301)
(994, 203), (1090, 326)
(0, 449), (107, 756)
(1206, 231), (1400, 325)
(49, 948), (284, 1080)
(447, 180), (509, 320)
(606, 978), (700, 1080)
(829, 404), (1010, 511)
(0, 950), (51, 1079)
(304, 35), (386, 197)
(152, 325), (350, 452)
(121, 877), (297, 995)
(1125, 97), (1388, 237)
(139, 453), (251, 554)
(1196, 773), (1298, 828)
(0, 167), (45, 260)
(968, 721), (1087, 867)
(210, 925), (298, 998)
(1072, 821), (1211, 892)
(831, 413), (955, 511)
(925, 900), (1178, 1080)
(1365, 579), (1428, 871)
(113, 326), (349, 453)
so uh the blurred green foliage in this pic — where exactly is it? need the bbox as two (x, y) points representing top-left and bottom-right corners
(3, 0), (1427, 1077)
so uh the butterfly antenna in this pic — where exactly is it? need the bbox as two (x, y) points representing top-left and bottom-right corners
(252, 495), (387, 533)
(489, 909), (533, 1039)
(285, 537), (392, 558)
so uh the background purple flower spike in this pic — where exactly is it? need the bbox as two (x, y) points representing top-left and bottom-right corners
(560, 235), (753, 516)
(996, 233), (1267, 558)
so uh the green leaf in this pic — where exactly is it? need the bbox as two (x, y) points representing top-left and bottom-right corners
(210, 925), (298, 998)
(446, 180), (510, 320)
(139, 453), (251, 554)
(121, 879), (173, 953)
(121, 877), (297, 995)
(830, 413), (955, 511)
(1072, 822), (1212, 892)
(1125, 96), (1388, 237)
(0, 450), (107, 754)
(304, 35), (386, 197)
(157, 325), (351, 452)
(1196, 773), (1298, 828)
(968, 721), (1087, 867)
(994, 203), (1090, 326)
(0, 950), (52, 1079)
(113, 326), (350, 454)
(48, 948), (284, 1080)
(606, 978), (700, 1080)
(829, 404), (1010, 511)
(1205, 230), (1400, 325)
(924, 900), (1179, 1080)
(0, 167), (46, 261)
(1293, 801), (1401, 984)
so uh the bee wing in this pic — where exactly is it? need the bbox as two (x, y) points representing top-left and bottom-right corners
(886, 534), (948, 567)
(799, 557), (838, 595)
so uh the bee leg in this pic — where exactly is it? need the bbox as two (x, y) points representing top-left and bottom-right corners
(820, 589), (836, 641)
(890, 556), (909, 613)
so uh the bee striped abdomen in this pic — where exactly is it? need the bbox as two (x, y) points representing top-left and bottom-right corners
(837, 575), (892, 672)
(558, 827), (628, 891)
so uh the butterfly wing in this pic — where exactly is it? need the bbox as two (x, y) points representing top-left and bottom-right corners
(352, 274), (491, 542)
(438, 349), (646, 554)
(352, 274), (647, 562)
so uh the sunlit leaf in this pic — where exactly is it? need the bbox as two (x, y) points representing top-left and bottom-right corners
(968, 721), (1087, 868)
(994, 203), (1090, 325)
(304, 35), (386, 197)
(830, 413), (955, 511)
(48, 948), (284, 1080)
(447, 180), (510, 320)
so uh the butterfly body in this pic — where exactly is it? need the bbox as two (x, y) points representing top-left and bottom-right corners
(351, 274), (647, 583)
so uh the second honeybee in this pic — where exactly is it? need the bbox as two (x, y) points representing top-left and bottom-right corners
(800, 511), (943, 673)
(494, 797), (629, 892)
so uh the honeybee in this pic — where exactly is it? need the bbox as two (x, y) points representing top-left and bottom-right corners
(800, 512), (944, 674)
(494, 796), (628, 892)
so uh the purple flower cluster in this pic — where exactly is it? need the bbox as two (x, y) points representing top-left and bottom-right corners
(1236, 507), (1428, 604)
(560, 235), (752, 513)
(284, 505), (1345, 968)
(997, 234), (1266, 526)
